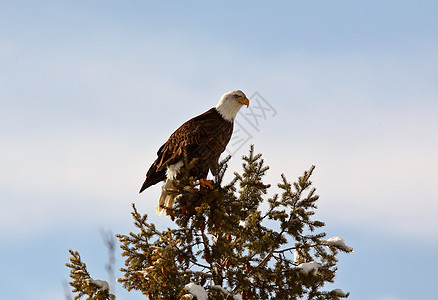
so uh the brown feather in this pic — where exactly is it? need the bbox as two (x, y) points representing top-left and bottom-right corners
(139, 108), (233, 193)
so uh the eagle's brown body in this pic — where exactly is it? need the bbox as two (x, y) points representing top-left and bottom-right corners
(139, 90), (248, 214)
(139, 108), (233, 193)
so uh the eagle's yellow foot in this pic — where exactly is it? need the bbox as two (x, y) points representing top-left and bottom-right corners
(200, 178), (213, 189)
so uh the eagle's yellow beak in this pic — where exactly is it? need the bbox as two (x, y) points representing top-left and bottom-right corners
(239, 97), (250, 108)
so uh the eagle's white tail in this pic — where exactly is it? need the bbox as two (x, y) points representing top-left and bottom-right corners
(156, 179), (176, 215)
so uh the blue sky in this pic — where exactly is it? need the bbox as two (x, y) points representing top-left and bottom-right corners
(1, 1), (438, 299)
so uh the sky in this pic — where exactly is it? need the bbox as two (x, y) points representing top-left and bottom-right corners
(1, 1), (438, 299)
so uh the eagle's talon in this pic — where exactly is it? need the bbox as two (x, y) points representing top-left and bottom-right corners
(200, 178), (214, 189)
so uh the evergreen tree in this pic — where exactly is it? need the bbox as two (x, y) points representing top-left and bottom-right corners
(66, 145), (353, 299)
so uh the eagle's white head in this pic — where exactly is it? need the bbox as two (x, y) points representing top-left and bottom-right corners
(215, 90), (249, 122)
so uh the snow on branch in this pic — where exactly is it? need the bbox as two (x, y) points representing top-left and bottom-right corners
(297, 261), (322, 275)
(321, 236), (354, 253)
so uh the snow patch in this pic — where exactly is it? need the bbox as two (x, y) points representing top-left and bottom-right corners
(212, 285), (229, 294)
(297, 261), (321, 275)
(88, 279), (109, 291)
(239, 219), (249, 228)
(293, 249), (301, 264)
(211, 285), (242, 299)
(184, 283), (208, 300)
(322, 237), (354, 252)
(331, 288), (349, 297)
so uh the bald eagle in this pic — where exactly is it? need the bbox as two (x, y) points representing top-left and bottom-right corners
(139, 90), (249, 214)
